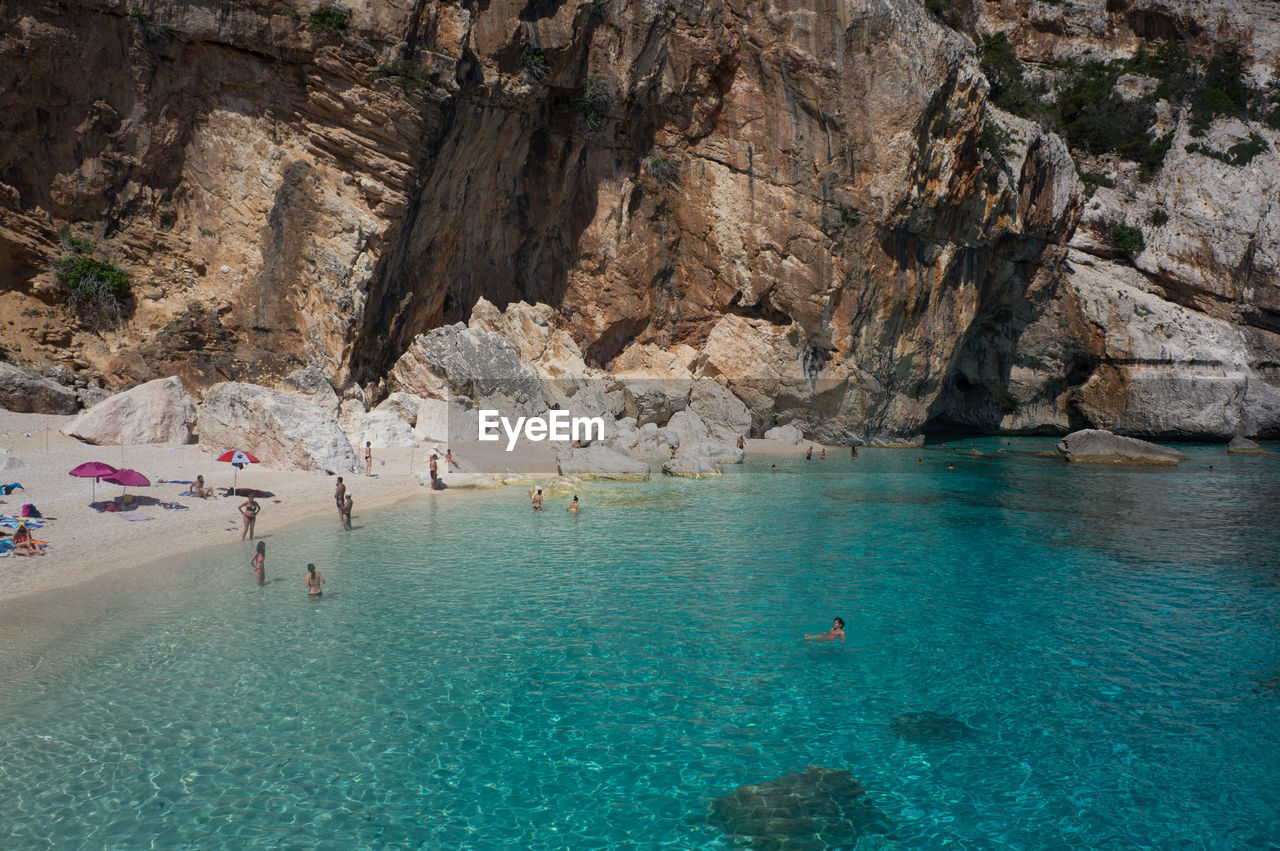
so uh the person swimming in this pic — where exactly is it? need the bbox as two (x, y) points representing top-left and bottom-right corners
(805, 617), (846, 644)
(305, 563), (325, 596)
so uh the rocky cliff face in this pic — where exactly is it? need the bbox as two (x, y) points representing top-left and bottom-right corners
(2, 0), (1277, 439)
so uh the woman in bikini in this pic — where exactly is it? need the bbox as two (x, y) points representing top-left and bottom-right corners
(305, 563), (325, 597)
(239, 495), (260, 541)
(12, 523), (43, 557)
(250, 541), (266, 585)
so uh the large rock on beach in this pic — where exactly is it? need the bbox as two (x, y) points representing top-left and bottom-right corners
(621, 380), (689, 426)
(687, 379), (752, 443)
(388, 323), (548, 419)
(765, 424), (804, 445)
(0, 363), (79, 414)
(64, 376), (197, 445)
(1227, 435), (1271, 455)
(1056, 429), (1188, 465)
(282, 365), (341, 415)
(708, 766), (893, 848)
(197, 382), (358, 473)
(684, 441), (746, 464)
(556, 445), (650, 481)
(662, 456), (723, 478)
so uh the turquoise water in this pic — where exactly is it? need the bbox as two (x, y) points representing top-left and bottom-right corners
(2, 440), (1280, 848)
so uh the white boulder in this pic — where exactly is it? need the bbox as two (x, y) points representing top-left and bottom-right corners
(197, 382), (358, 473)
(64, 376), (197, 445)
(662, 456), (723, 478)
(556, 445), (650, 480)
(764, 424), (804, 445)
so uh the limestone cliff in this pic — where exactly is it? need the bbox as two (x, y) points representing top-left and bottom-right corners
(1, 0), (1277, 439)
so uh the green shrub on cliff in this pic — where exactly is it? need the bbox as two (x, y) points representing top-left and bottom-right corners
(1110, 224), (1145, 256)
(578, 76), (611, 130)
(646, 155), (681, 188)
(55, 256), (131, 325)
(308, 5), (348, 33)
(521, 48), (549, 79)
(1186, 132), (1270, 166)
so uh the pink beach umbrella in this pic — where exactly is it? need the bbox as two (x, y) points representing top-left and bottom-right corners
(68, 461), (119, 503)
(216, 449), (260, 495)
(103, 468), (151, 500)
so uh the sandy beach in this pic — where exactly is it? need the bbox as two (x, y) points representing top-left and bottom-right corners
(0, 409), (837, 603)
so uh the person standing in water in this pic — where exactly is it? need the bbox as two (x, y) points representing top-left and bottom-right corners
(531, 489), (544, 511)
(737, 434), (745, 450)
(851, 444), (858, 458)
(305, 563), (325, 596)
(567, 495), (580, 514)
(805, 617), (846, 644)
(250, 541), (266, 586)
(820, 448), (826, 460)
(239, 495), (260, 541)
(429, 453), (439, 489)
(334, 477), (346, 517)
(805, 446), (813, 460)
(340, 493), (353, 531)
(365, 441), (373, 475)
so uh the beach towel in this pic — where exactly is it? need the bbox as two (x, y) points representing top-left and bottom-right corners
(0, 514), (48, 529)
(157, 479), (193, 485)
(0, 483), (22, 495)
(158, 502), (190, 511)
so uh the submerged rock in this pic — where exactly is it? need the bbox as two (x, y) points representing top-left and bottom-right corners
(889, 711), (972, 744)
(1057, 429), (1188, 465)
(708, 766), (893, 849)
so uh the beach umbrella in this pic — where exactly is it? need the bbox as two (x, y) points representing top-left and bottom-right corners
(216, 449), (260, 495)
(68, 461), (119, 503)
(103, 468), (150, 500)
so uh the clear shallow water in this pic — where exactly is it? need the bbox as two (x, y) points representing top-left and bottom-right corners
(3, 440), (1280, 848)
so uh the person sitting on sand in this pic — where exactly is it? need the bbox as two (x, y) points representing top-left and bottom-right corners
(192, 475), (212, 499)
(805, 617), (845, 645)
(12, 522), (43, 557)
(567, 495), (580, 514)
(531, 489), (544, 511)
(251, 541), (266, 586)
(305, 563), (325, 596)
(239, 495), (260, 541)
(340, 493), (353, 531)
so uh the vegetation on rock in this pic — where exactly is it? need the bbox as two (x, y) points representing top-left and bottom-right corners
(578, 76), (611, 131)
(646, 155), (681, 188)
(54, 227), (131, 325)
(1110, 224), (1146, 256)
(520, 48), (549, 80)
(308, 5), (349, 33)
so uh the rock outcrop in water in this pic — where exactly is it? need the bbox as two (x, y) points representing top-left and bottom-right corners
(1, 0), (1277, 441)
(708, 766), (893, 849)
(1057, 428), (1188, 466)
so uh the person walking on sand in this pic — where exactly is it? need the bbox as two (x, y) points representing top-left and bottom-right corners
(239, 495), (260, 541)
(429, 454), (439, 490)
(305, 563), (325, 597)
(567, 495), (580, 514)
(531, 489), (544, 511)
(365, 441), (373, 475)
(250, 541), (266, 586)
(340, 493), (353, 531)
(805, 617), (846, 645)
(334, 477), (346, 517)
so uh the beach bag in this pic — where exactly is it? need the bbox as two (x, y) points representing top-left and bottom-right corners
(20, 503), (41, 518)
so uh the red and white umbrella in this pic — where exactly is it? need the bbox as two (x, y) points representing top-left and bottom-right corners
(216, 450), (260, 495)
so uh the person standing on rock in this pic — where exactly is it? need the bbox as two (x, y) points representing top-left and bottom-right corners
(365, 441), (373, 476)
(239, 495), (260, 541)
(334, 477), (346, 517)
(341, 493), (353, 531)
